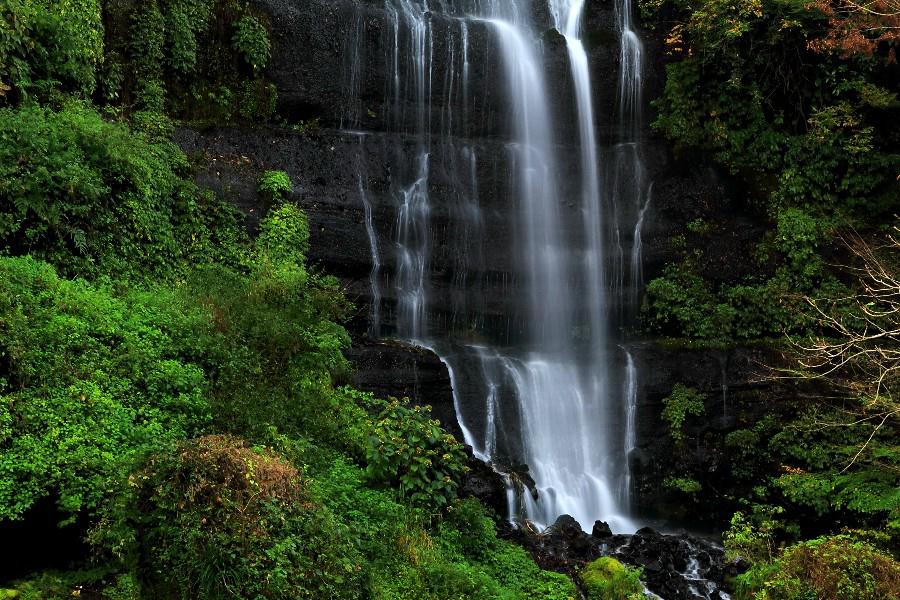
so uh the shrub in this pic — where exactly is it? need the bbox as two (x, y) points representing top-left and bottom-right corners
(102, 435), (365, 599)
(258, 170), (294, 201)
(723, 511), (777, 564)
(366, 398), (468, 512)
(735, 535), (900, 600)
(0, 0), (103, 103)
(255, 200), (307, 264)
(661, 384), (705, 443)
(663, 476), (702, 495)
(0, 104), (244, 280)
(180, 204), (351, 442)
(579, 557), (644, 600)
(232, 15), (271, 73)
(0, 256), (212, 520)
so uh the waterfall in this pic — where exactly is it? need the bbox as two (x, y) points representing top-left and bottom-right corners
(357, 147), (382, 338)
(350, 0), (651, 534)
(622, 349), (637, 505)
(611, 0), (651, 508)
(390, 0), (433, 342)
(630, 182), (652, 310)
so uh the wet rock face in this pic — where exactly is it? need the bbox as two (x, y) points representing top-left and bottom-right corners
(254, 0), (511, 137)
(623, 342), (787, 523)
(459, 452), (510, 516)
(347, 337), (461, 438)
(500, 516), (734, 599)
(251, 0), (655, 142)
(614, 528), (731, 600)
(178, 0), (780, 548)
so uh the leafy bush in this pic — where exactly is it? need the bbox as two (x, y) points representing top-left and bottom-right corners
(99, 435), (364, 599)
(724, 511), (778, 564)
(177, 204), (351, 443)
(663, 476), (702, 495)
(763, 393), (900, 535)
(735, 535), (900, 600)
(255, 200), (307, 263)
(120, 0), (276, 122)
(258, 170), (294, 201)
(366, 399), (468, 512)
(0, 104), (244, 280)
(579, 557), (644, 600)
(232, 15), (271, 73)
(0, 256), (212, 520)
(643, 253), (807, 342)
(661, 384), (706, 443)
(0, 0), (103, 103)
(308, 457), (577, 600)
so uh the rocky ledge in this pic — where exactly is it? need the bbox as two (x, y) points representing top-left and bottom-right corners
(501, 514), (743, 600)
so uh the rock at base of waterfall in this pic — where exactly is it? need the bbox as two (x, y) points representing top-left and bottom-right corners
(592, 520), (613, 538)
(459, 452), (508, 517)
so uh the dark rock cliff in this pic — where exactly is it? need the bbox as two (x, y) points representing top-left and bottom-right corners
(177, 0), (775, 525)
(624, 342), (785, 523)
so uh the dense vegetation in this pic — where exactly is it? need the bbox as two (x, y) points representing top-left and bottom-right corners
(0, 1), (581, 598)
(1, 0), (898, 597)
(640, 0), (899, 592)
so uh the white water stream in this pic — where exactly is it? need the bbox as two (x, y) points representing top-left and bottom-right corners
(349, 0), (652, 534)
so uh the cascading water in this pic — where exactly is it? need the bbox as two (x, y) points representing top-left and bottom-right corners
(479, 10), (635, 531)
(390, 0), (433, 343)
(351, 0), (651, 534)
(611, 0), (653, 507)
(356, 145), (382, 338)
(622, 349), (638, 505)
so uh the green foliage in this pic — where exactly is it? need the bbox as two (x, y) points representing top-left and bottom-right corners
(645, 0), (899, 347)
(661, 384), (706, 443)
(128, 1), (165, 111)
(1, 567), (120, 600)
(307, 458), (576, 600)
(724, 416), (780, 481)
(645, 255), (735, 341)
(686, 217), (713, 235)
(121, 0), (276, 122)
(173, 209), (352, 445)
(255, 200), (308, 263)
(769, 407), (900, 533)
(734, 535), (900, 600)
(644, 248), (824, 342)
(0, 0), (103, 103)
(98, 435), (364, 600)
(0, 103), (245, 280)
(664, 476), (702, 495)
(104, 574), (140, 600)
(166, 0), (213, 75)
(0, 256), (211, 520)
(579, 557), (644, 600)
(232, 15), (271, 73)
(367, 398), (469, 512)
(724, 510), (778, 563)
(258, 169), (294, 200)
(237, 78), (278, 121)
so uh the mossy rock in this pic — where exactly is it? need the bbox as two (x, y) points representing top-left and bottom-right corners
(579, 557), (644, 600)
